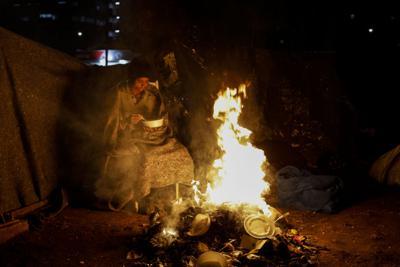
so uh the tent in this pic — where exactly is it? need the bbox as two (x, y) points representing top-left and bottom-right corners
(0, 27), (85, 218)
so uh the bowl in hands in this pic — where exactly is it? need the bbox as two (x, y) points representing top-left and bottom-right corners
(142, 118), (164, 128)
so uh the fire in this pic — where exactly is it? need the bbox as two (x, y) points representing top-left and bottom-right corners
(191, 180), (202, 205)
(162, 227), (178, 237)
(205, 84), (271, 215)
(160, 84), (275, 241)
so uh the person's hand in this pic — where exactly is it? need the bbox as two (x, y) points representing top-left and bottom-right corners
(131, 114), (144, 124)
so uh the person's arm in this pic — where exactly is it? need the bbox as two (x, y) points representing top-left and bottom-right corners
(130, 114), (144, 124)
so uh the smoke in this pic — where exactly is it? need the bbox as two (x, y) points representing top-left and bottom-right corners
(162, 199), (193, 231)
(59, 65), (130, 205)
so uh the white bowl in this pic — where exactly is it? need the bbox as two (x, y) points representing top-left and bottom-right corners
(142, 118), (164, 128)
(243, 214), (279, 239)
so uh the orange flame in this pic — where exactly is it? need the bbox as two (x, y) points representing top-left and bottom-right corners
(205, 84), (271, 215)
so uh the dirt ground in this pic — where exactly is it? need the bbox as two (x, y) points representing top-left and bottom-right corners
(1, 188), (400, 267)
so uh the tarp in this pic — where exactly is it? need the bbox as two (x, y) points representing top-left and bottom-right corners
(0, 27), (85, 214)
(276, 165), (344, 213)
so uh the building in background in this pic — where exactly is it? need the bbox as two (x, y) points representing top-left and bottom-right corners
(0, 0), (133, 66)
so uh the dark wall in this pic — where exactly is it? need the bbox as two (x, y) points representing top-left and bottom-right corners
(1, 0), (398, 173)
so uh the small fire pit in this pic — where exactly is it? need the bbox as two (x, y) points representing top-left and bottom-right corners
(126, 85), (323, 266)
(127, 203), (321, 266)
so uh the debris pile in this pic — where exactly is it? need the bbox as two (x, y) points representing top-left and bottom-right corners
(126, 203), (321, 266)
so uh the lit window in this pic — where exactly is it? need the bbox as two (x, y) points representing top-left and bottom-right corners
(115, 1), (120, 5)
(114, 29), (120, 33)
(79, 49), (132, 66)
(368, 28), (374, 33)
(116, 16), (120, 20)
(39, 13), (57, 20)
(77, 32), (83, 36)
(118, 59), (130, 64)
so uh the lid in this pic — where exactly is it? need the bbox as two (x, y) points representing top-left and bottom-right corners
(243, 214), (277, 239)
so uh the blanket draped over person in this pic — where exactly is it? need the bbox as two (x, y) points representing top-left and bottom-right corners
(95, 80), (189, 211)
(104, 81), (170, 148)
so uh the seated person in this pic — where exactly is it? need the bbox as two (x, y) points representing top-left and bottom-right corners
(95, 62), (193, 213)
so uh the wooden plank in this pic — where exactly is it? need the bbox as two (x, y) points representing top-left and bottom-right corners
(8, 199), (48, 220)
(0, 219), (29, 244)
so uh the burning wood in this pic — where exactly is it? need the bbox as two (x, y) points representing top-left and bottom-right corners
(126, 85), (322, 266)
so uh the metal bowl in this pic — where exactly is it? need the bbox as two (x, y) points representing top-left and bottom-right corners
(187, 213), (211, 237)
(196, 251), (228, 267)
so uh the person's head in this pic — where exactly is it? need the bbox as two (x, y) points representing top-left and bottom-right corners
(128, 59), (158, 94)
(132, 76), (149, 95)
